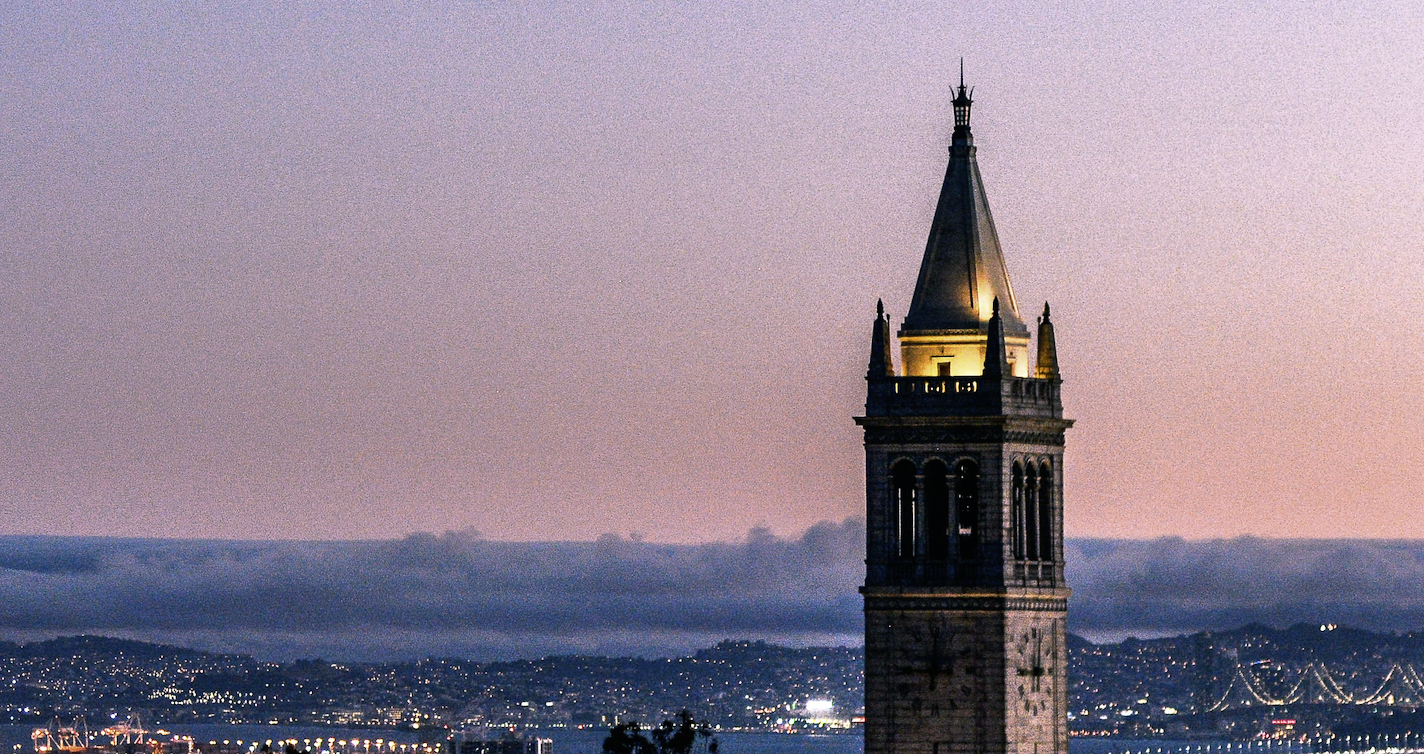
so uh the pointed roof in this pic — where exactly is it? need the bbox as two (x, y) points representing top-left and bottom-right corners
(867, 300), (894, 378)
(1035, 302), (1059, 379)
(901, 72), (1027, 337)
(981, 298), (1009, 379)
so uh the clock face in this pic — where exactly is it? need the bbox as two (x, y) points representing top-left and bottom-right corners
(1015, 625), (1056, 716)
(886, 622), (985, 714)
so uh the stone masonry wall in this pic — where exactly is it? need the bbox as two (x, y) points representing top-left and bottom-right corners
(864, 604), (1068, 754)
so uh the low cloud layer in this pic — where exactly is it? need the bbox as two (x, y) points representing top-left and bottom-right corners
(1067, 537), (1424, 641)
(1, 525), (1422, 660)
(0, 523), (863, 660)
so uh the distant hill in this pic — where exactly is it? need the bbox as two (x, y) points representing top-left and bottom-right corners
(13, 634), (216, 659)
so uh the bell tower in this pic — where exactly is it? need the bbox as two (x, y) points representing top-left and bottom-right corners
(857, 72), (1072, 754)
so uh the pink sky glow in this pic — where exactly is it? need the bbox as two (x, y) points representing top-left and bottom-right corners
(2, 1), (1422, 541)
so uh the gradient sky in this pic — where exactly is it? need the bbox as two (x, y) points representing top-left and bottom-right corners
(2, 1), (1422, 542)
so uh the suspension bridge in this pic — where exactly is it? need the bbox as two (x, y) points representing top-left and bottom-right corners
(1209, 663), (1424, 712)
(1082, 735), (1424, 754)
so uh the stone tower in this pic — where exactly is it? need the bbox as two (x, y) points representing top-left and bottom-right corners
(857, 73), (1072, 754)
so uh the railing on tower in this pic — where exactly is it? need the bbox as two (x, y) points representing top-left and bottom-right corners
(871, 559), (955, 586)
(1012, 560), (1058, 585)
(865, 375), (1061, 418)
(869, 558), (1060, 588)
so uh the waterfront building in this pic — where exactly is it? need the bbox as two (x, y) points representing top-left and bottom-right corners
(450, 736), (551, 754)
(857, 73), (1073, 754)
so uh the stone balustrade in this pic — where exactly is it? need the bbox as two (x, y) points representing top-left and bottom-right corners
(865, 375), (1062, 418)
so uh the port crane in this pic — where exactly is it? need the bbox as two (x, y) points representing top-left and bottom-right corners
(32, 717), (90, 754)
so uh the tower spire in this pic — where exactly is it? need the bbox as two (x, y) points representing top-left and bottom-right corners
(952, 59), (973, 138)
(1036, 301), (1060, 379)
(982, 297), (1009, 379)
(868, 300), (894, 378)
(899, 66), (1025, 364)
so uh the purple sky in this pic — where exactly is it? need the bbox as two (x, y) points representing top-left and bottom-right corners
(1, 1), (1422, 542)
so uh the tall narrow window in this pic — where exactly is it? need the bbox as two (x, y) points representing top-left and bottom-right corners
(1011, 463), (1025, 560)
(1025, 465), (1040, 561)
(954, 460), (979, 559)
(924, 461), (950, 559)
(892, 460), (917, 559)
(1038, 463), (1054, 562)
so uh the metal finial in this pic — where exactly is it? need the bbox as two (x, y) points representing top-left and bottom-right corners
(992, 297), (1000, 316)
(952, 59), (973, 131)
(877, 299), (885, 317)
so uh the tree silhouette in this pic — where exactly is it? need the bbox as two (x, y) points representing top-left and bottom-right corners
(602, 722), (655, 754)
(604, 712), (718, 754)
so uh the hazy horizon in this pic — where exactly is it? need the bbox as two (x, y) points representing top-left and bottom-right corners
(1, 522), (1422, 661)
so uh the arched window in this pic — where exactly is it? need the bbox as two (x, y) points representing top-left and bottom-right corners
(953, 460), (980, 559)
(924, 461), (950, 560)
(892, 460), (917, 559)
(1011, 463), (1025, 560)
(1038, 463), (1054, 562)
(1025, 465), (1040, 561)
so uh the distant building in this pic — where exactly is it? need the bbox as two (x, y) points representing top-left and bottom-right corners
(858, 69), (1072, 754)
(453, 742), (550, 754)
(447, 734), (550, 754)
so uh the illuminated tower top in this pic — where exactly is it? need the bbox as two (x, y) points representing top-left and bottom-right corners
(899, 67), (1029, 377)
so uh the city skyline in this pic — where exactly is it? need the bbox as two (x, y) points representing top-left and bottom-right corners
(3, 1), (1423, 542)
